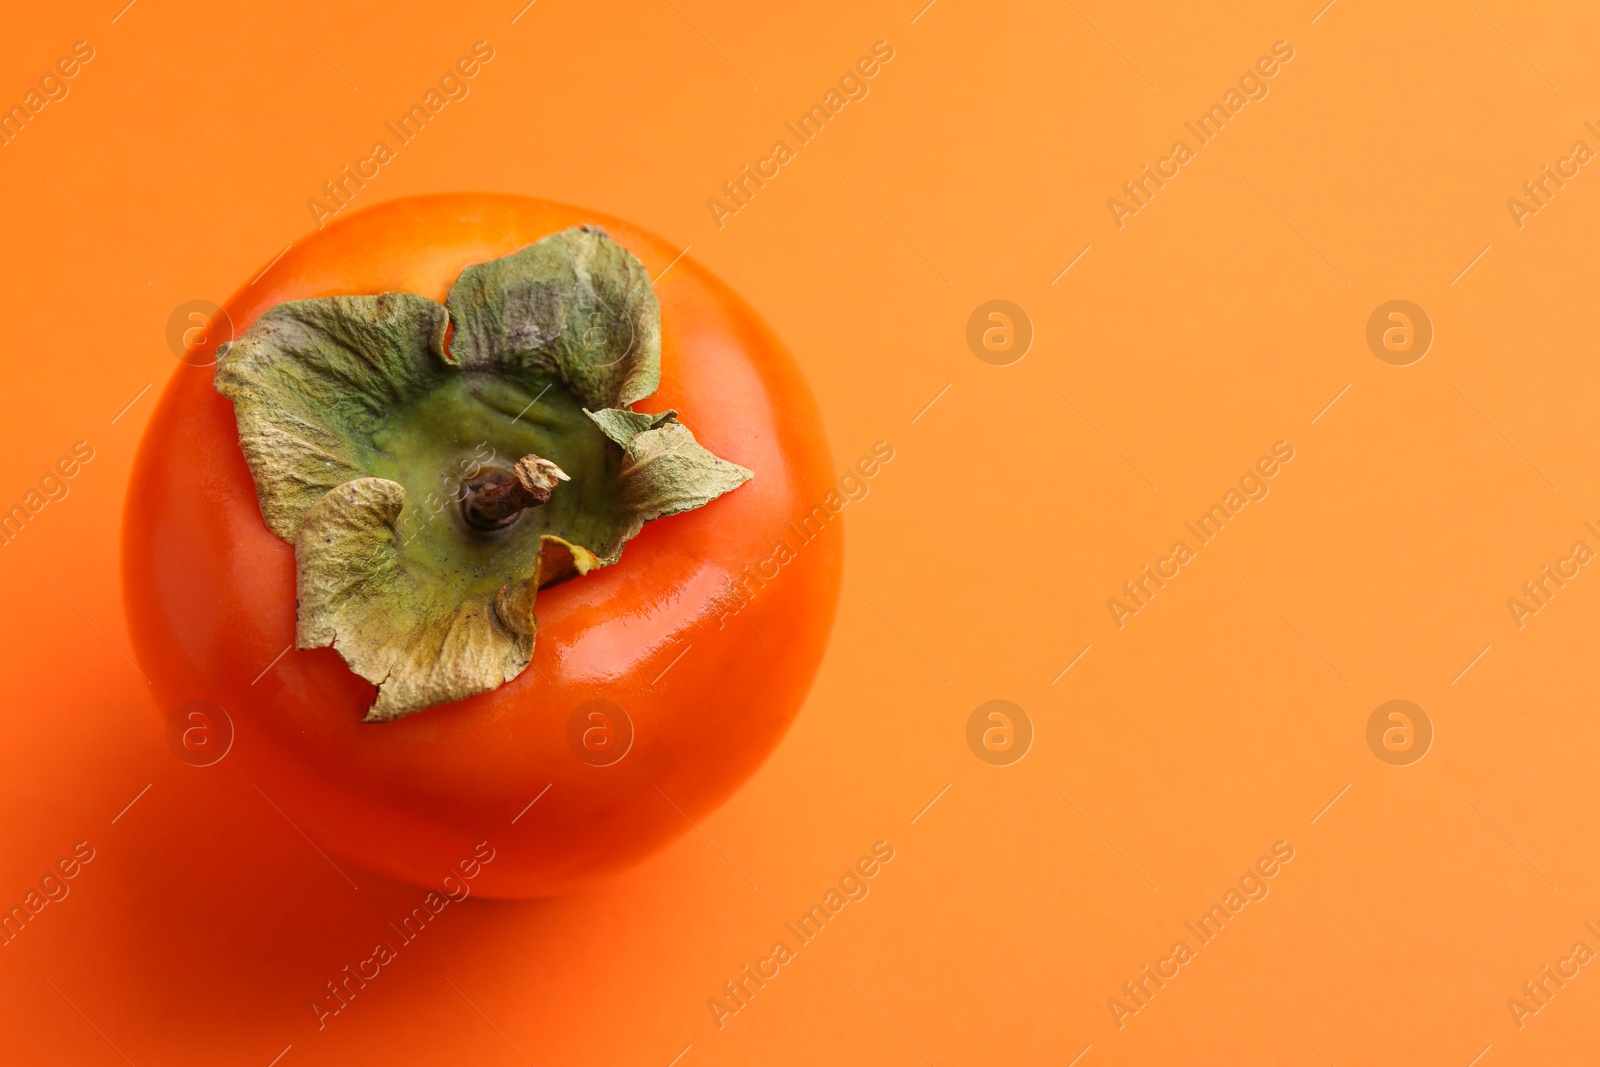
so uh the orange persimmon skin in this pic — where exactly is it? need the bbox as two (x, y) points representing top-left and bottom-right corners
(122, 195), (841, 897)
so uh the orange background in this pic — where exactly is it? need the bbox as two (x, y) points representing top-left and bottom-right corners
(3, 0), (1599, 1063)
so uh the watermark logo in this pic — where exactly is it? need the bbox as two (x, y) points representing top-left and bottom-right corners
(1366, 699), (1432, 766)
(1508, 925), (1600, 1030)
(1108, 441), (1296, 629)
(166, 699), (233, 767)
(966, 300), (1032, 366)
(1507, 125), (1599, 230)
(706, 840), (896, 1029)
(567, 699), (633, 766)
(1365, 300), (1432, 366)
(966, 700), (1032, 766)
(715, 441), (895, 630)
(0, 841), (96, 948)
(706, 41), (896, 229)
(1106, 40), (1296, 229)
(1506, 529), (1597, 629)
(307, 42), (496, 229)
(1107, 840), (1296, 1029)
(310, 841), (496, 1029)
(166, 299), (234, 368)
(1, 40), (95, 149)
(0, 439), (95, 550)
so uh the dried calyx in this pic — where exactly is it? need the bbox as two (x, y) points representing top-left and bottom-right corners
(215, 228), (751, 723)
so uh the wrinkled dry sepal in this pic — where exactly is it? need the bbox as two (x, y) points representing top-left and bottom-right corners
(445, 227), (661, 410)
(586, 408), (753, 562)
(492, 535), (600, 636)
(360, 604), (528, 724)
(216, 293), (451, 541)
(294, 478), (534, 724)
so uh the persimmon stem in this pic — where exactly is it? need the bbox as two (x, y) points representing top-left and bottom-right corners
(462, 454), (569, 529)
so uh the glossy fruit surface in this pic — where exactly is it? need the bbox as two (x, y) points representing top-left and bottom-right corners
(123, 194), (841, 897)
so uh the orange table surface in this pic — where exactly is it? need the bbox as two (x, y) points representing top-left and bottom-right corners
(4, 1), (1600, 1063)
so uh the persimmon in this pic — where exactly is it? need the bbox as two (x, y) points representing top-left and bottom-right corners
(122, 194), (841, 897)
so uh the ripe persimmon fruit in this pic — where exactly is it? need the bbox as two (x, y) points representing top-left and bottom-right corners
(122, 194), (841, 897)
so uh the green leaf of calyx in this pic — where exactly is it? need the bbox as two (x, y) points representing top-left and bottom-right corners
(214, 227), (750, 722)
